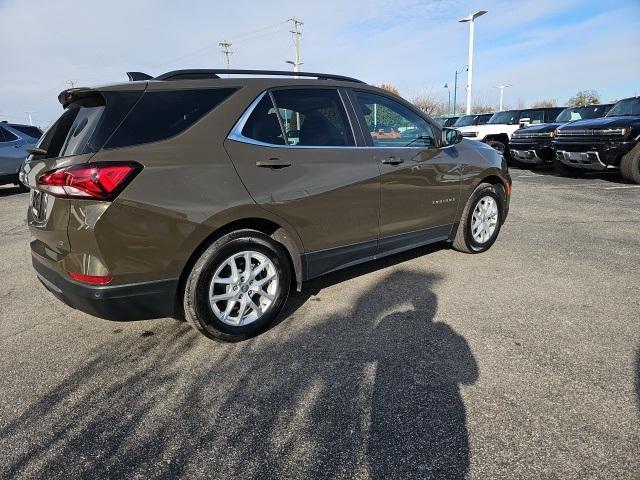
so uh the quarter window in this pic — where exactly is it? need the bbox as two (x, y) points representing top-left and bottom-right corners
(354, 91), (436, 147)
(271, 89), (354, 147)
(241, 95), (286, 145)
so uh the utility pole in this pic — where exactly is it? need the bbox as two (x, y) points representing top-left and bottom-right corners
(453, 65), (468, 116)
(219, 40), (233, 69)
(444, 83), (451, 115)
(459, 10), (487, 115)
(25, 111), (35, 126)
(286, 17), (303, 73)
(495, 84), (512, 111)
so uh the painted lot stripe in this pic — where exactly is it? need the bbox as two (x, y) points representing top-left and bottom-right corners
(605, 185), (640, 190)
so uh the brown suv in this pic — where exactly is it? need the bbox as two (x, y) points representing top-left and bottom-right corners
(22, 69), (511, 341)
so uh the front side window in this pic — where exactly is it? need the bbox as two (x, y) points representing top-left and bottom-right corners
(354, 91), (436, 147)
(271, 88), (354, 147)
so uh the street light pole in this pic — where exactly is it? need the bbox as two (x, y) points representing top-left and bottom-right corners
(495, 84), (512, 111)
(459, 10), (487, 115)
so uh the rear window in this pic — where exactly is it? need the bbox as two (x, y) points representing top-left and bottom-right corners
(0, 126), (19, 142)
(36, 92), (141, 159)
(105, 88), (237, 149)
(10, 125), (42, 139)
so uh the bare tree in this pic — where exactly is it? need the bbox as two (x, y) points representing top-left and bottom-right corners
(411, 91), (449, 116)
(531, 99), (558, 108)
(379, 83), (400, 96)
(516, 98), (527, 109)
(567, 90), (600, 107)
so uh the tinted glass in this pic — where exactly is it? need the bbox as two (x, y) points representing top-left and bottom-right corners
(241, 94), (286, 145)
(355, 91), (436, 147)
(525, 110), (545, 124)
(10, 125), (42, 139)
(453, 115), (477, 127)
(271, 88), (354, 147)
(488, 110), (520, 124)
(477, 114), (492, 124)
(555, 105), (610, 122)
(106, 88), (237, 149)
(607, 97), (640, 117)
(0, 126), (18, 142)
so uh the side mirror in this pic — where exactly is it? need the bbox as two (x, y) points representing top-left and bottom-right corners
(442, 127), (462, 146)
(519, 117), (531, 127)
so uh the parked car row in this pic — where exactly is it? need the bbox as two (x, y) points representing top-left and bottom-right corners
(0, 121), (43, 189)
(442, 96), (640, 184)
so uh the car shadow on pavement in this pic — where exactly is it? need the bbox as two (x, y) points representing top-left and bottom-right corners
(0, 267), (479, 479)
(0, 185), (28, 197)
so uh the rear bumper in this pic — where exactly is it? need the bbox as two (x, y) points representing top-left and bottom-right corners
(32, 254), (178, 320)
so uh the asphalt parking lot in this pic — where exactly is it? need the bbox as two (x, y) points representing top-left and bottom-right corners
(0, 167), (638, 479)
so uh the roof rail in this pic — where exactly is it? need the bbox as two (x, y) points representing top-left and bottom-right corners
(154, 69), (366, 84)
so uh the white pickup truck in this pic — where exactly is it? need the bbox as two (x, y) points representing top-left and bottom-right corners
(456, 107), (563, 159)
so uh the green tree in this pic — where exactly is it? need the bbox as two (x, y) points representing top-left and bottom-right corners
(567, 90), (600, 107)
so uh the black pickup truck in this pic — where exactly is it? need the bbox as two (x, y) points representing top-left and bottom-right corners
(552, 96), (640, 183)
(509, 104), (612, 168)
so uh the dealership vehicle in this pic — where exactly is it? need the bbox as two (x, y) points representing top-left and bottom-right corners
(457, 107), (564, 159)
(0, 122), (42, 189)
(553, 96), (640, 182)
(433, 115), (460, 127)
(452, 113), (493, 128)
(509, 104), (612, 167)
(22, 69), (511, 341)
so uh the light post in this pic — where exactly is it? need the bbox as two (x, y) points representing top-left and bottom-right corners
(444, 83), (451, 115)
(495, 84), (512, 111)
(459, 10), (487, 115)
(453, 65), (468, 115)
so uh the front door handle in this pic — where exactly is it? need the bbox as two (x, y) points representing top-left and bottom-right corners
(381, 156), (404, 165)
(256, 158), (292, 169)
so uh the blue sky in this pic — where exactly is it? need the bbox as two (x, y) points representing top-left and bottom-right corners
(0, 0), (638, 126)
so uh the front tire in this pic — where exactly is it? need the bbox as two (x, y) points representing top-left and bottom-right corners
(620, 145), (640, 184)
(452, 183), (504, 254)
(184, 229), (291, 341)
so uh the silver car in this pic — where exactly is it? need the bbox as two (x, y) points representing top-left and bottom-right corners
(0, 122), (42, 189)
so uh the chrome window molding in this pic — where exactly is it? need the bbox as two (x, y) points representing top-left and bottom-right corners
(227, 89), (444, 150)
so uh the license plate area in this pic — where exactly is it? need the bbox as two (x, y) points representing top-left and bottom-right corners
(31, 190), (48, 221)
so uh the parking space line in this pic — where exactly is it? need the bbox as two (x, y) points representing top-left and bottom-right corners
(604, 185), (640, 190)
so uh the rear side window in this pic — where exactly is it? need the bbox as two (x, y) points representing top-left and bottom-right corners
(271, 88), (354, 147)
(0, 126), (19, 142)
(10, 125), (42, 139)
(105, 88), (237, 149)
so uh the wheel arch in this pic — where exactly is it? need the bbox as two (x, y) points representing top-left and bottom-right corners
(173, 212), (304, 318)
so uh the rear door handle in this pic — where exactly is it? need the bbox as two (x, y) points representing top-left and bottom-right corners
(381, 156), (404, 165)
(256, 158), (292, 169)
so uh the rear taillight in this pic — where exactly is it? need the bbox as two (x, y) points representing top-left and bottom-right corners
(68, 272), (113, 285)
(37, 162), (141, 200)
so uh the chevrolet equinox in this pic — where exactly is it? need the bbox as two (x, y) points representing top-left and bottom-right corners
(22, 69), (511, 341)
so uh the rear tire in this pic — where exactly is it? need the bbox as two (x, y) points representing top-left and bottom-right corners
(452, 182), (505, 254)
(553, 157), (584, 177)
(184, 229), (291, 341)
(620, 145), (640, 184)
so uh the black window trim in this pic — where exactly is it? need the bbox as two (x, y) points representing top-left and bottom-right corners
(228, 86), (361, 149)
(349, 88), (442, 149)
